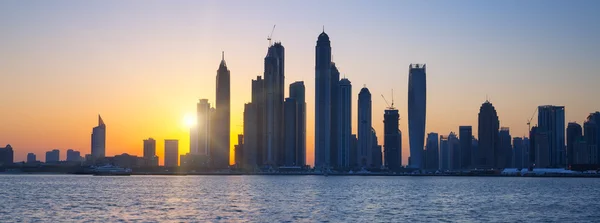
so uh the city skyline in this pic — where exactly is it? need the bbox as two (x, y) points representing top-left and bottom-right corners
(2, 1), (600, 165)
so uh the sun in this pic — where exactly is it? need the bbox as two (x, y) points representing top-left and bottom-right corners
(183, 113), (197, 128)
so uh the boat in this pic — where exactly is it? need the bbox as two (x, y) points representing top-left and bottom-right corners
(92, 165), (132, 176)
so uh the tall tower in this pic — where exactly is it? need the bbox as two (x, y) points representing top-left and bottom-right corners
(338, 78), (352, 168)
(330, 63), (341, 167)
(91, 115), (106, 159)
(537, 105), (565, 167)
(384, 109), (401, 170)
(425, 132), (439, 170)
(289, 81), (306, 167)
(315, 31), (332, 168)
(197, 99), (211, 156)
(164, 139), (179, 167)
(357, 87), (372, 167)
(566, 122), (582, 167)
(459, 126), (472, 169)
(252, 76), (266, 166)
(284, 98), (297, 166)
(214, 52), (230, 168)
(477, 100), (499, 169)
(264, 43), (285, 166)
(408, 64), (426, 169)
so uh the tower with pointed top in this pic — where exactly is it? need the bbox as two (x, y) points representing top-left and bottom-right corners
(477, 100), (499, 168)
(315, 31), (332, 168)
(264, 42), (285, 166)
(213, 52), (231, 168)
(91, 115), (106, 159)
(358, 87), (372, 167)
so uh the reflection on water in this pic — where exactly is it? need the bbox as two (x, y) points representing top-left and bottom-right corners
(1, 175), (599, 222)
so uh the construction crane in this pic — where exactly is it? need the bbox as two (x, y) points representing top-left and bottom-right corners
(381, 89), (395, 110)
(527, 107), (538, 134)
(267, 25), (276, 46)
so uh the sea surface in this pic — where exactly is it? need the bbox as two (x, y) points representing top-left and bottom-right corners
(0, 175), (599, 222)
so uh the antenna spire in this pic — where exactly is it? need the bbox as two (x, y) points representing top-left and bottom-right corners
(323, 25), (325, 32)
(222, 51), (224, 61)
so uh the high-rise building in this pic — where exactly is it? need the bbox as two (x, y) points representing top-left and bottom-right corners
(91, 115), (106, 159)
(408, 64), (426, 169)
(289, 81), (306, 167)
(384, 109), (401, 170)
(477, 100), (499, 169)
(264, 43), (285, 166)
(439, 135), (449, 170)
(143, 138), (158, 167)
(566, 122), (583, 167)
(330, 63), (341, 167)
(534, 132), (550, 168)
(251, 76), (266, 166)
(66, 149), (81, 162)
(584, 112), (600, 164)
(0, 145), (14, 165)
(513, 137), (525, 169)
(243, 103), (258, 169)
(448, 132), (460, 170)
(45, 149), (60, 163)
(337, 78), (352, 168)
(284, 98), (297, 166)
(537, 105), (565, 167)
(498, 127), (512, 169)
(214, 52), (231, 169)
(190, 126), (198, 155)
(371, 128), (382, 168)
(234, 134), (244, 167)
(357, 87), (372, 167)
(459, 126), (472, 169)
(350, 134), (358, 168)
(315, 31), (332, 168)
(27, 153), (36, 163)
(425, 132), (439, 170)
(197, 99), (211, 156)
(522, 137), (530, 167)
(529, 126), (538, 166)
(164, 140), (179, 167)
(472, 137), (479, 167)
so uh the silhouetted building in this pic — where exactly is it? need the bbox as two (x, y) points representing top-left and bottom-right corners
(66, 149), (81, 162)
(91, 115), (106, 159)
(459, 126), (472, 169)
(243, 103), (258, 169)
(513, 137), (525, 169)
(574, 139), (589, 164)
(522, 137), (530, 167)
(337, 78), (352, 168)
(143, 138), (158, 166)
(164, 140), (179, 167)
(27, 153), (36, 163)
(567, 122), (583, 167)
(234, 134), (244, 167)
(350, 134), (358, 168)
(371, 129), (383, 169)
(190, 126), (198, 156)
(584, 112), (600, 164)
(384, 109), (401, 170)
(408, 64), (426, 169)
(471, 137), (479, 168)
(358, 87), (372, 167)
(529, 126), (538, 167)
(425, 132), (439, 170)
(113, 153), (145, 168)
(439, 135), (449, 170)
(45, 149), (60, 163)
(0, 145), (14, 165)
(315, 31), (332, 168)
(330, 63), (341, 167)
(537, 105), (565, 167)
(264, 43), (285, 166)
(284, 98), (298, 166)
(197, 99), (211, 156)
(289, 81), (306, 167)
(477, 101), (499, 169)
(251, 76), (266, 166)
(498, 127), (512, 169)
(448, 132), (460, 170)
(213, 52), (231, 169)
(534, 132), (550, 168)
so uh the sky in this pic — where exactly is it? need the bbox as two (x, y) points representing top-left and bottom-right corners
(1, 0), (599, 165)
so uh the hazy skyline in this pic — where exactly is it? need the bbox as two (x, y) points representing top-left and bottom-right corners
(1, 1), (599, 165)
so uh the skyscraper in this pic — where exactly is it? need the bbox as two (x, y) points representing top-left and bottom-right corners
(357, 87), (372, 167)
(0, 145), (13, 166)
(371, 128), (382, 168)
(498, 127), (512, 169)
(513, 137), (525, 169)
(338, 78), (352, 168)
(243, 103), (258, 169)
(91, 115), (106, 159)
(264, 43), (285, 166)
(197, 99), (211, 156)
(584, 112), (600, 164)
(164, 139), (179, 167)
(448, 132), (460, 170)
(329, 63), (341, 167)
(408, 64), (426, 169)
(234, 134), (244, 167)
(284, 98), (297, 166)
(315, 31), (332, 168)
(384, 109), (401, 170)
(459, 126), (472, 169)
(289, 81), (306, 167)
(425, 132), (439, 170)
(537, 105), (565, 167)
(477, 100), (499, 169)
(251, 76), (266, 166)
(214, 52), (231, 169)
(350, 134), (358, 168)
(439, 135), (449, 170)
(143, 138), (158, 166)
(566, 122), (582, 167)
(27, 153), (36, 163)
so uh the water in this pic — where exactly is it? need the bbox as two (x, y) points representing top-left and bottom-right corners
(1, 175), (599, 222)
